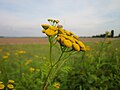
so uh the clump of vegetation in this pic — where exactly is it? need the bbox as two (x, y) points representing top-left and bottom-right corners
(92, 30), (115, 38)
(41, 18), (88, 90)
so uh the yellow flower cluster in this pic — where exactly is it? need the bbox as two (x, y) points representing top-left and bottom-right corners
(8, 80), (14, 84)
(25, 59), (32, 65)
(53, 82), (60, 89)
(17, 50), (26, 54)
(0, 82), (5, 90)
(7, 84), (14, 89)
(7, 80), (15, 90)
(2, 52), (10, 59)
(15, 50), (26, 55)
(29, 67), (40, 73)
(42, 26), (58, 36)
(29, 67), (35, 72)
(48, 18), (59, 24)
(56, 31), (86, 51)
(41, 18), (86, 51)
(0, 48), (2, 52)
(0, 80), (15, 90)
(3, 55), (9, 59)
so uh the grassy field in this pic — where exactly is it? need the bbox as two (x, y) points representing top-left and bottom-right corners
(0, 38), (120, 90)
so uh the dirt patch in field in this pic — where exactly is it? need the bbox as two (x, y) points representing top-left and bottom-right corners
(0, 38), (48, 45)
(0, 37), (119, 45)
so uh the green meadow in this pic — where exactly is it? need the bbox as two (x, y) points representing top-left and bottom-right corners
(0, 39), (120, 90)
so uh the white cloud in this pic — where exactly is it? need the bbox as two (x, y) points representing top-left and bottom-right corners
(0, 0), (120, 36)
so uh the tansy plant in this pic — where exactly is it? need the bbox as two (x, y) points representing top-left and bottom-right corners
(41, 18), (88, 90)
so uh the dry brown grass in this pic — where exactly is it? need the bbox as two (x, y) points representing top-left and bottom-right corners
(0, 37), (119, 45)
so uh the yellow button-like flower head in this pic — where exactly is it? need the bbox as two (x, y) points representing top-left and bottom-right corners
(69, 31), (74, 35)
(66, 36), (75, 43)
(25, 59), (32, 65)
(3, 55), (9, 59)
(63, 40), (72, 47)
(76, 41), (85, 48)
(56, 36), (65, 45)
(29, 67), (35, 72)
(58, 28), (65, 34)
(8, 80), (14, 84)
(0, 84), (5, 89)
(73, 35), (79, 40)
(18, 50), (26, 54)
(49, 26), (58, 31)
(6, 52), (10, 56)
(73, 43), (80, 51)
(7, 84), (14, 89)
(65, 30), (71, 36)
(56, 37), (61, 41)
(45, 29), (57, 36)
(81, 47), (86, 51)
(48, 18), (53, 22)
(53, 82), (60, 89)
(54, 20), (59, 23)
(41, 24), (50, 30)
(0, 82), (3, 84)
(60, 37), (66, 45)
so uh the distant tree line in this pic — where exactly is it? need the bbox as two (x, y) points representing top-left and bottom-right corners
(92, 30), (115, 38)
(0, 36), (4, 38)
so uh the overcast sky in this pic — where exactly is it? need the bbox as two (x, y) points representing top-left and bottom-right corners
(0, 0), (120, 37)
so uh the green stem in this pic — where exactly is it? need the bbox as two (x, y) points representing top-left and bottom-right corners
(98, 34), (107, 57)
(42, 66), (54, 90)
(52, 58), (68, 80)
(61, 51), (76, 60)
(53, 52), (64, 67)
(51, 51), (77, 82)
(50, 41), (52, 66)
(48, 36), (53, 66)
(42, 51), (64, 90)
(97, 35), (107, 69)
